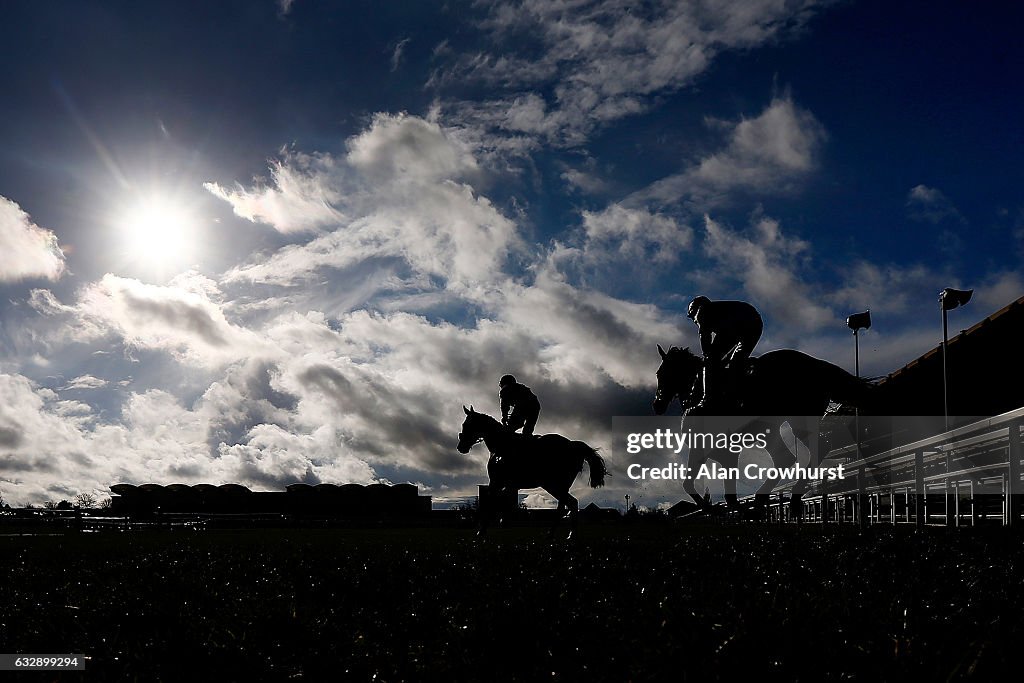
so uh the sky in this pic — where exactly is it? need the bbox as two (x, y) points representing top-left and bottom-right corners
(1, 0), (1022, 509)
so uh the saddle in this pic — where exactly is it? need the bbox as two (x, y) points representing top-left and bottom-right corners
(689, 357), (756, 414)
(488, 434), (540, 465)
(722, 357), (755, 410)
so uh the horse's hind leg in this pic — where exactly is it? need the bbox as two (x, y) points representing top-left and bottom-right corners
(547, 488), (578, 538)
(789, 417), (822, 522)
(684, 448), (713, 510)
(476, 496), (493, 536)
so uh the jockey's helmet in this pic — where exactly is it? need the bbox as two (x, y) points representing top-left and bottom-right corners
(687, 296), (711, 320)
(499, 374), (517, 388)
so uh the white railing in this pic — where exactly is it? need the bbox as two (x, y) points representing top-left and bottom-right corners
(742, 407), (1024, 527)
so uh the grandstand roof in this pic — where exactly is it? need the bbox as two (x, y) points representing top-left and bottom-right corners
(877, 293), (1024, 418)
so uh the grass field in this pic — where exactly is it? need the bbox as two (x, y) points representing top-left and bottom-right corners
(2, 523), (1022, 681)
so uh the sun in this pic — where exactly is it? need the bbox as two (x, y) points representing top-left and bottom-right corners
(116, 193), (197, 271)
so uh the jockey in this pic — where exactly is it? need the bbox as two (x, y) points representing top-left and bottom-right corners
(499, 374), (541, 436)
(687, 296), (763, 409)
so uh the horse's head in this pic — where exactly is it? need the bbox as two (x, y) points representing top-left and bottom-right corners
(457, 405), (488, 454)
(653, 344), (701, 415)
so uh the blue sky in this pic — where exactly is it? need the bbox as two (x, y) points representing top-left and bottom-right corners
(1, 0), (1022, 508)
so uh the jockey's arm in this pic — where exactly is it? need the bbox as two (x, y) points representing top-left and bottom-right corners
(698, 329), (715, 359)
(499, 388), (512, 424)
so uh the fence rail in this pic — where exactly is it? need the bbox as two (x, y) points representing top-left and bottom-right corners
(741, 406), (1024, 527)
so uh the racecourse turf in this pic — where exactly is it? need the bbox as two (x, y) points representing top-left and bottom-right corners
(1, 523), (1022, 681)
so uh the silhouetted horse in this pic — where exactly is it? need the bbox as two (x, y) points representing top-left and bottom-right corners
(653, 345), (872, 515)
(457, 406), (607, 535)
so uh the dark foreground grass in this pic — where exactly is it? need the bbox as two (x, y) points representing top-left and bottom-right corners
(1, 523), (1023, 681)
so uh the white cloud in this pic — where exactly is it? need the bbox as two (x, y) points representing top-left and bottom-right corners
(906, 184), (964, 224)
(497, 266), (686, 389)
(441, 0), (830, 145)
(973, 270), (1024, 314)
(701, 214), (834, 333)
(346, 112), (479, 184)
(579, 203), (692, 265)
(0, 366), (382, 506)
(0, 373), (95, 502)
(216, 113), (519, 291)
(62, 375), (109, 390)
(390, 38), (411, 72)
(560, 166), (609, 195)
(204, 151), (344, 233)
(630, 96), (826, 207)
(0, 196), (66, 282)
(829, 263), (1022, 324)
(829, 262), (938, 315)
(75, 275), (271, 365)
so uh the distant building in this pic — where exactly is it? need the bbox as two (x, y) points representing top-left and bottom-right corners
(109, 482), (431, 519)
(580, 502), (622, 521)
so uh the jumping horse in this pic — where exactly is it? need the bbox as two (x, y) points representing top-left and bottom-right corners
(653, 345), (873, 516)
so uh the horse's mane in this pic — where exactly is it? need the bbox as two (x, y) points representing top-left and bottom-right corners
(467, 409), (503, 430)
(666, 346), (700, 363)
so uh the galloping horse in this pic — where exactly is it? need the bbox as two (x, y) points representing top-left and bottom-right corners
(653, 345), (872, 514)
(457, 406), (607, 534)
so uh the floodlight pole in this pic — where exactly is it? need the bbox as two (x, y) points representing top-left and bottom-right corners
(846, 310), (871, 529)
(942, 303), (950, 432)
(939, 287), (972, 432)
(854, 328), (861, 379)
(939, 287), (972, 527)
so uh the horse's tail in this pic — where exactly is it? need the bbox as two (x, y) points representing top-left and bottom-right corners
(571, 441), (608, 488)
(823, 360), (876, 409)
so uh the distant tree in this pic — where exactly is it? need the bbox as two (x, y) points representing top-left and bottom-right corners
(75, 493), (98, 509)
(99, 497), (113, 510)
(56, 500), (73, 511)
(453, 497), (479, 521)
(43, 501), (58, 510)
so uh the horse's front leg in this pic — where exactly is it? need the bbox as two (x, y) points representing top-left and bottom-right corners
(684, 449), (714, 512)
(683, 470), (705, 509)
(724, 463), (739, 510)
(757, 425), (793, 520)
(477, 469), (504, 535)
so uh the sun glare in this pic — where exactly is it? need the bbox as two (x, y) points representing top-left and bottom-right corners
(116, 194), (196, 272)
